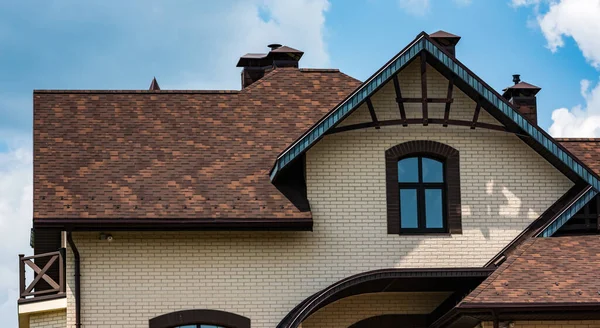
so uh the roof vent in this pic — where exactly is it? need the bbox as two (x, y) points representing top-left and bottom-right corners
(430, 30), (461, 56)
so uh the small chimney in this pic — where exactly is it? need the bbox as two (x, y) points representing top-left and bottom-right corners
(236, 44), (304, 89)
(430, 30), (461, 56)
(502, 75), (541, 125)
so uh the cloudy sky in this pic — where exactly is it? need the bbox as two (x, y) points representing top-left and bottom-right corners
(1, 0), (599, 325)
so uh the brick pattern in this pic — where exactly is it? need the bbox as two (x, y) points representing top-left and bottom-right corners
(306, 58), (573, 268)
(462, 235), (600, 304)
(483, 321), (600, 328)
(30, 309), (66, 328)
(34, 68), (360, 220)
(301, 292), (450, 328)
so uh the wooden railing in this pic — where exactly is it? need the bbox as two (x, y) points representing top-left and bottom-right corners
(18, 249), (66, 304)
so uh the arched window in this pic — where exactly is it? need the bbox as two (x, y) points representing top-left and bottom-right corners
(385, 141), (462, 235)
(149, 310), (250, 328)
(397, 156), (446, 232)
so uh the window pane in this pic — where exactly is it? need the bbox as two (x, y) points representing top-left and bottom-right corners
(425, 189), (444, 228)
(398, 157), (419, 182)
(400, 189), (418, 228)
(422, 158), (444, 183)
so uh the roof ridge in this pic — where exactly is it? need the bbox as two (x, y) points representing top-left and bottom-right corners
(34, 90), (239, 94)
(556, 138), (600, 142)
(299, 68), (340, 73)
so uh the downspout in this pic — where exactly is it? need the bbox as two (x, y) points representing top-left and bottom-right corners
(67, 232), (81, 328)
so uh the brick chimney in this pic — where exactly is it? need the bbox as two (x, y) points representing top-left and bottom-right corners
(430, 30), (461, 56)
(236, 44), (304, 89)
(502, 74), (541, 125)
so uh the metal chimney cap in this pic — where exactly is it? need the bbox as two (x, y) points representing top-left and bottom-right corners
(268, 44), (282, 51)
(512, 74), (521, 85)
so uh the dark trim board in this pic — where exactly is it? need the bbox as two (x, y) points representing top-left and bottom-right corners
(457, 302), (600, 321)
(33, 217), (313, 232)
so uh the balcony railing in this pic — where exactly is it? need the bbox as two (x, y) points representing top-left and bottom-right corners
(18, 249), (66, 304)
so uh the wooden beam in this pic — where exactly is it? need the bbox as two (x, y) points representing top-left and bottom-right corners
(326, 118), (507, 135)
(366, 98), (380, 129)
(397, 98), (453, 103)
(471, 102), (482, 129)
(420, 51), (428, 126)
(392, 75), (407, 126)
(443, 80), (453, 127)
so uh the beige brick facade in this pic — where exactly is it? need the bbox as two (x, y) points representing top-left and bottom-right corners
(53, 58), (574, 328)
(301, 292), (450, 328)
(29, 309), (66, 328)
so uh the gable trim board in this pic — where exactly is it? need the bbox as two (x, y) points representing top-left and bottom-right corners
(269, 32), (600, 236)
(538, 186), (598, 237)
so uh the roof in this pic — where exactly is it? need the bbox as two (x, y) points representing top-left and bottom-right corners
(429, 30), (461, 40)
(460, 235), (600, 306)
(558, 138), (600, 176)
(33, 68), (360, 226)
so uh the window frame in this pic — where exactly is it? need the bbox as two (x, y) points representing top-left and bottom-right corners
(385, 140), (462, 235)
(149, 309), (250, 328)
(397, 155), (448, 233)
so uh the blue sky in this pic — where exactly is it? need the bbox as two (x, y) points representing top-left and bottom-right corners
(1, 0), (599, 326)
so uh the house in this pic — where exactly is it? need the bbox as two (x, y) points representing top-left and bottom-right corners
(18, 30), (600, 328)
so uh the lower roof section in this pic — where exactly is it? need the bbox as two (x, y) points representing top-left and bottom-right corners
(460, 235), (600, 307)
(33, 217), (313, 231)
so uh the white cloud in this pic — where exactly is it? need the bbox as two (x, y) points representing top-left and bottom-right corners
(515, 0), (600, 137)
(537, 0), (600, 67)
(399, 0), (430, 16)
(0, 142), (33, 325)
(549, 78), (600, 137)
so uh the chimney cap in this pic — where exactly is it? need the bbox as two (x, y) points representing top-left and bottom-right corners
(268, 43), (282, 50)
(430, 30), (461, 45)
(502, 75), (541, 98)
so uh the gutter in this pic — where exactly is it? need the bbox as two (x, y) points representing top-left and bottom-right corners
(66, 232), (81, 328)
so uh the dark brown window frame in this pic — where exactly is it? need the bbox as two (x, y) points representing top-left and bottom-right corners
(149, 309), (250, 328)
(386, 140), (462, 234)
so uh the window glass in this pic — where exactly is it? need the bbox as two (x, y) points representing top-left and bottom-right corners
(425, 189), (444, 228)
(398, 157), (419, 183)
(400, 189), (418, 228)
(422, 158), (444, 183)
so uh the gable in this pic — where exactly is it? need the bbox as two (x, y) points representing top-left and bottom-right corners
(269, 32), (600, 196)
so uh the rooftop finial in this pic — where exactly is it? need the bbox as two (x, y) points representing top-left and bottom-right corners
(149, 77), (160, 91)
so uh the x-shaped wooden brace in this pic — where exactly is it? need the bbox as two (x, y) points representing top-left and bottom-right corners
(23, 255), (60, 294)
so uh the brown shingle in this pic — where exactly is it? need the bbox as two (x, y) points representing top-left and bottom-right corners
(460, 235), (600, 305)
(33, 68), (360, 221)
(558, 138), (600, 176)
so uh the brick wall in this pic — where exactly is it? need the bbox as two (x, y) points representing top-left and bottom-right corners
(61, 58), (574, 328)
(29, 309), (66, 328)
(301, 292), (450, 328)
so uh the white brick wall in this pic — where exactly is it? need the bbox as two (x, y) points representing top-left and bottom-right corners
(29, 309), (66, 328)
(57, 58), (574, 328)
(302, 292), (450, 328)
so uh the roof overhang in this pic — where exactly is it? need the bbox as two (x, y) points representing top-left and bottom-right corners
(456, 302), (600, 321)
(276, 267), (494, 328)
(33, 217), (313, 231)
